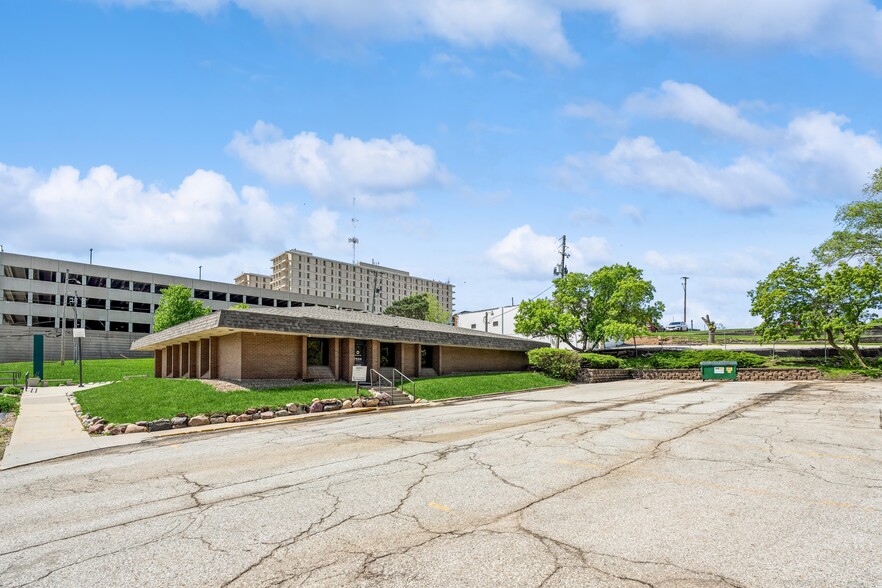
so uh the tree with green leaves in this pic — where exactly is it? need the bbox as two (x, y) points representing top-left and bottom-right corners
(514, 264), (664, 352)
(153, 285), (212, 332)
(230, 303), (250, 310)
(813, 167), (882, 264)
(748, 257), (882, 368)
(383, 292), (450, 323)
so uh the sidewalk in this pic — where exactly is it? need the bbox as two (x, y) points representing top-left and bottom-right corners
(0, 383), (147, 470)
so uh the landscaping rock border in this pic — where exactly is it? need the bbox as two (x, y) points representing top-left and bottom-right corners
(68, 390), (399, 436)
(578, 367), (823, 383)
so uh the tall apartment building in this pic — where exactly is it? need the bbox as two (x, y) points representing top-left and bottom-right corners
(234, 272), (272, 289)
(0, 251), (363, 362)
(270, 249), (454, 315)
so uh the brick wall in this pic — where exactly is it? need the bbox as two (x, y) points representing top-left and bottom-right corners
(218, 334), (243, 380)
(240, 333), (302, 379)
(440, 346), (529, 374)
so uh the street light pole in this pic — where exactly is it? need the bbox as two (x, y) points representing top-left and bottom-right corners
(681, 276), (689, 326)
(60, 269), (69, 365)
(199, 265), (202, 280)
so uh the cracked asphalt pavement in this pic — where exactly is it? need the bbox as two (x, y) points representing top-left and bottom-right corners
(1, 380), (881, 587)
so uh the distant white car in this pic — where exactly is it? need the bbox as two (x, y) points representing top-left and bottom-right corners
(665, 321), (688, 332)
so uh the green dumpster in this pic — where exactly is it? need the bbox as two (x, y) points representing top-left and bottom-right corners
(699, 361), (737, 381)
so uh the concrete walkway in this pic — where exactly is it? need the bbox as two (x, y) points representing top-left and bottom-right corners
(1, 383), (147, 470)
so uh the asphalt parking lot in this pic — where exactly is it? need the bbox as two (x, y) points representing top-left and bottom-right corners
(1, 380), (880, 587)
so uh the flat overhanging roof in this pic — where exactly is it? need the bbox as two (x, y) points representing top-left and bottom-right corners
(131, 306), (549, 352)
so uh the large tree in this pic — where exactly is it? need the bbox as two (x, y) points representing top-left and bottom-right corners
(813, 167), (882, 264)
(383, 292), (450, 323)
(153, 285), (212, 332)
(514, 264), (664, 352)
(748, 257), (882, 368)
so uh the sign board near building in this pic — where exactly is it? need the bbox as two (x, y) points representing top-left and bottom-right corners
(351, 365), (368, 382)
(73, 328), (86, 338)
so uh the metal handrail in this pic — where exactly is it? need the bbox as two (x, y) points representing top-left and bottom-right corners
(369, 368), (393, 390)
(391, 368), (416, 399)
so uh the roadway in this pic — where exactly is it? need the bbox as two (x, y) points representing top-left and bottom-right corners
(1, 380), (880, 587)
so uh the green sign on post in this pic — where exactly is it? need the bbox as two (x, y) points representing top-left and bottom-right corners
(33, 334), (44, 379)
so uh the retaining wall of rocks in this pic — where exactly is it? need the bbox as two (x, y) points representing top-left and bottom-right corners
(577, 369), (633, 384)
(580, 368), (823, 382)
(69, 391), (405, 436)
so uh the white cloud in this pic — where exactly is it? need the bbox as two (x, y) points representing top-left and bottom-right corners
(572, 0), (882, 67)
(103, 1), (882, 68)
(227, 121), (445, 210)
(0, 162), (294, 256)
(485, 225), (611, 279)
(560, 101), (619, 124)
(569, 207), (610, 225)
(108, 0), (580, 65)
(643, 250), (699, 273)
(623, 81), (773, 142)
(563, 136), (791, 211)
(619, 203), (643, 224)
(780, 111), (882, 194)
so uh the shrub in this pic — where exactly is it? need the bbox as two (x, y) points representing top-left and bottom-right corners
(2, 386), (22, 396)
(580, 353), (622, 369)
(528, 348), (582, 381)
(0, 395), (20, 414)
(642, 350), (766, 369)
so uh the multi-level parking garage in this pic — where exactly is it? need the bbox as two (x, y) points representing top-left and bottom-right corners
(0, 251), (363, 362)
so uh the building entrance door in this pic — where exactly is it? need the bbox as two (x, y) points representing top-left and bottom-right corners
(379, 342), (396, 368)
(354, 340), (367, 366)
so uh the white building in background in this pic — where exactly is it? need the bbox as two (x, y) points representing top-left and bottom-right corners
(454, 305), (561, 348)
(454, 304), (620, 350)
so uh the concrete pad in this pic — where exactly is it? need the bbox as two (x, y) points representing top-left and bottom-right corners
(0, 383), (143, 469)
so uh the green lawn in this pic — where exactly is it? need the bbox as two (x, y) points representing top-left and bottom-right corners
(75, 379), (360, 423)
(412, 372), (565, 401)
(0, 358), (154, 383)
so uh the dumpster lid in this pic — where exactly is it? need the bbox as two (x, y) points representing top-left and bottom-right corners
(699, 361), (737, 367)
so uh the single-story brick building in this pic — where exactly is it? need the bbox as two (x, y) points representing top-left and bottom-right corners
(131, 307), (548, 381)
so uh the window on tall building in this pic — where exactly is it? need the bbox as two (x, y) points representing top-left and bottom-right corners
(3, 266), (28, 279)
(110, 279), (130, 290)
(87, 276), (107, 288)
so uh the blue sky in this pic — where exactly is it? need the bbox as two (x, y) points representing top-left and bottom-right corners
(3, 1), (882, 327)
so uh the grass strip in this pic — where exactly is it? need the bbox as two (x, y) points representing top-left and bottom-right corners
(0, 358), (154, 383)
(75, 379), (359, 423)
(412, 372), (565, 401)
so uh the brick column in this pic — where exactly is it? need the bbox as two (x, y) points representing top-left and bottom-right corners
(154, 350), (163, 378)
(299, 337), (308, 380)
(209, 336), (219, 379)
(171, 344), (181, 378)
(187, 342), (198, 379)
(199, 339), (210, 378)
(328, 338), (340, 380)
(340, 338), (354, 382)
(433, 346), (443, 376)
(368, 340), (380, 374)
(165, 346), (173, 377)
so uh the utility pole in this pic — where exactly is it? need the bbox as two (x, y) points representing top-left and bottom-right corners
(60, 269), (69, 365)
(553, 235), (570, 278)
(198, 265), (202, 280)
(681, 276), (689, 326)
(89, 249), (93, 264)
(348, 199), (359, 264)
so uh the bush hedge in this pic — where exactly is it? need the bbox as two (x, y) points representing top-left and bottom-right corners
(0, 395), (20, 414)
(632, 350), (767, 369)
(2, 386), (22, 396)
(580, 353), (622, 369)
(528, 348), (582, 381)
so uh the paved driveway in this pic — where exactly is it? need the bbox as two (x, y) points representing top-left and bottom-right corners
(1, 380), (880, 587)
